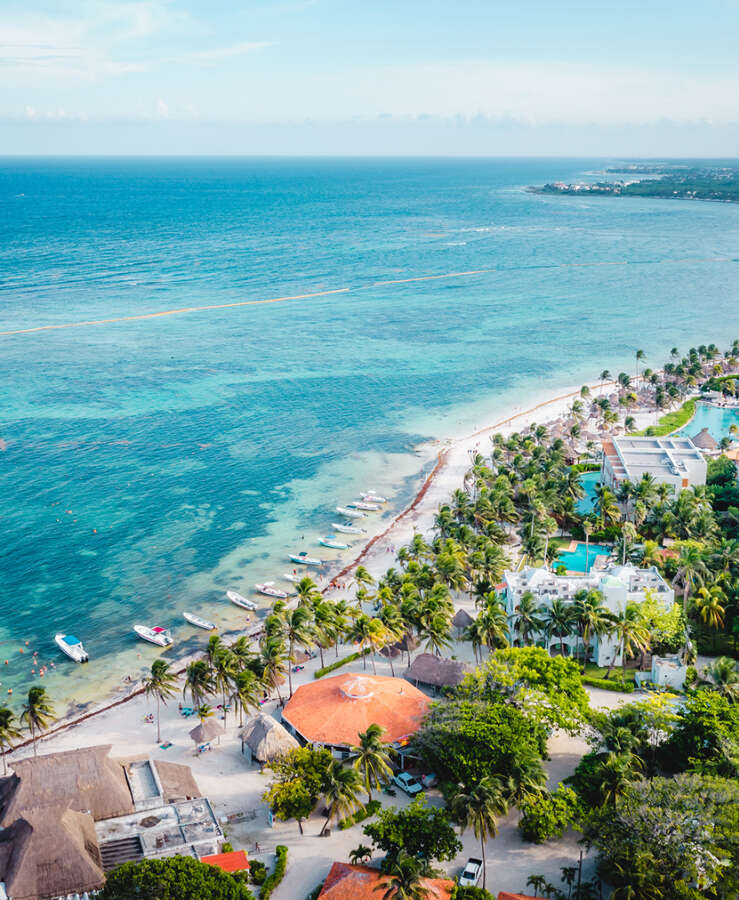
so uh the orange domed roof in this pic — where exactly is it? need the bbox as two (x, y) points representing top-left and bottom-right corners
(282, 673), (430, 746)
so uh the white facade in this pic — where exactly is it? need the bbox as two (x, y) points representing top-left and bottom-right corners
(635, 655), (687, 691)
(601, 435), (706, 496)
(502, 563), (674, 667)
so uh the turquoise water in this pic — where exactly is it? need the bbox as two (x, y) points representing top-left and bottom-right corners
(678, 401), (739, 442)
(1, 158), (738, 712)
(556, 542), (612, 573)
(576, 471), (601, 515)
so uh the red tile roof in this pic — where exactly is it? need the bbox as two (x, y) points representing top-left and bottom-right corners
(319, 863), (453, 900)
(282, 674), (430, 746)
(201, 850), (250, 873)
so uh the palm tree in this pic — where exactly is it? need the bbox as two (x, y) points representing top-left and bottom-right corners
(673, 543), (708, 614)
(635, 348), (645, 384)
(21, 686), (55, 756)
(350, 844), (373, 865)
(599, 370), (611, 394)
(196, 703), (213, 723)
(593, 752), (642, 806)
(143, 659), (178, 743)
(543, 597), (573, 656)
(351, 723), (395, 801)
(572, 589), (613, 671)
(512, 591), (544, 646)
(605, 603), (650, 682)
(695, 584), (727, 636)
(374, 852), (432, 900)
(698, 657), (738, 703)
(183, 659), (215, 708)
(210, 646), (238, 728)
(260, 636), (288, 702)
(526, 875), (547, 897)
(0, 708), (21, 775)
(319, 760), (362, 835)
(450, 776), (508, 891)
(418, 613), (452, 657)
(229, 669), (262, 727)
(283, 607), (314, 697)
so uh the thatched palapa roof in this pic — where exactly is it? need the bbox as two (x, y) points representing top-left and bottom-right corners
(404, 653), (471, 689)
(691, 427), (718, 450)
(189, 719), (225, 744)
(452, 608), (473, 630)
(240, 714), (299, 763)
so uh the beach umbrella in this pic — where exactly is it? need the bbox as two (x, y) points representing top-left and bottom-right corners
(189, 719), (224, 745)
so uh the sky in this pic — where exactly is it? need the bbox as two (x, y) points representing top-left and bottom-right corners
(1, 0), (738, 155)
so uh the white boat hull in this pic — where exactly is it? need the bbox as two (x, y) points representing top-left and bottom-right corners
(255, 583), (289, 599)
(332, 522), (365, 535)
(227, 590), (258, 611)
(352, 502), (380, 511)
(319, 538), (349, 550)
(183, 612), (215, 630)
(336, 507), (366, 519)
(289, 553), (322, 567)
(134, 625), (173, 647)
(282, 573), (302, 584)
(361, 492), (387, 503)
(54, 634), (89, 663)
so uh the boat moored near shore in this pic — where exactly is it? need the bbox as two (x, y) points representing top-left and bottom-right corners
(319, 536), (350, 550)
(331, 522), (366, 535)
(227, 590), (258, 611)
(54, 633), (89, 663)
(183, 612), (216, 630)
(289, 551), (323, 567)
(255, 582), (290, 599)
(133, 625), (173, 647)
(350, 501), (380, 511)
(336, 506), (366, 519)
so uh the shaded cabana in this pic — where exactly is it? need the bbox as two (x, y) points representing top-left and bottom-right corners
(189, 719), (225, 745)
(452, 608), (473, 636)
(403, 653), (471, 695)
(240, 714), (298, 765)
(691, 427), (718, 452)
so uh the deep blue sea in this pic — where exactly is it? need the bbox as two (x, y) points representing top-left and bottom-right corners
(1, 157), (738, 711)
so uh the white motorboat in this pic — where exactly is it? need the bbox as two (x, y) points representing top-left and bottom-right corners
(351, 501), (380, 511)
(134, 625), (173, 647)
(336, 506), (366, 519)
(55, 633), (89, 663)
(289, 551), (323, 567)
(183, 612), (215, 630)
(227, 590), (258, 611)
(282, 572), (302, 584)
(255, 582), (289, 599)
(319, 536), (350, 550)
(361, 492), (387, 503)
(331, 522), (366, 535)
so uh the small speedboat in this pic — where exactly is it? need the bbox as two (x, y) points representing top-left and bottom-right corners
(289, 551), (323, 567)
(55, 633), (89, 663)
(336, 506), (366, 520)
(351, 501), (380, 511)
(134, 625), (173, 647)
(183, 612), (215, 630)
(361, 492), (387, 503)
(227, 590), (258, 611)
(255, 582), (289, 599)
(332, 522), (366, 535)
(319, 536), (350, 550)
(282, 573), (302, 584)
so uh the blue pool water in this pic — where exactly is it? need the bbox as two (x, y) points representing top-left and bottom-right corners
(1, 157), (738, 711)
(678, 401), (739, 443)
(576, 471), (601, 515)
(556, 542), (612, 573)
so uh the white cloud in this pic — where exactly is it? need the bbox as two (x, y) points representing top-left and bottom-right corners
(156, 97), (169, 118)
(163, 40), (275, 67)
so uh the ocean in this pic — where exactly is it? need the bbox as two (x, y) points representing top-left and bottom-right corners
(1, 157), (738, 713)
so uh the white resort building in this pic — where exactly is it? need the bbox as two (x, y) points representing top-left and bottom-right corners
(501, 563), (675, 667)
(601, 435), (706, 495)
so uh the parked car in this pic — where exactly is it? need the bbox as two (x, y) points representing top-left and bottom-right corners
(459, 858), (483, 888)
(392, 771), (423, 796)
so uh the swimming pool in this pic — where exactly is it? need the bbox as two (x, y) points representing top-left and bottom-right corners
(678, 401), (739, 443)
(576, 471), (601, 515)
(556, 541), (612, 573)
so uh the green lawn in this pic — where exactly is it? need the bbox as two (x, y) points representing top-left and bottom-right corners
(583, 662), (637, 684)
(636, 399), (696, 437)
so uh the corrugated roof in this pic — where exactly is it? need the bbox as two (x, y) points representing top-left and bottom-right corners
(282, 674), (430, 746)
